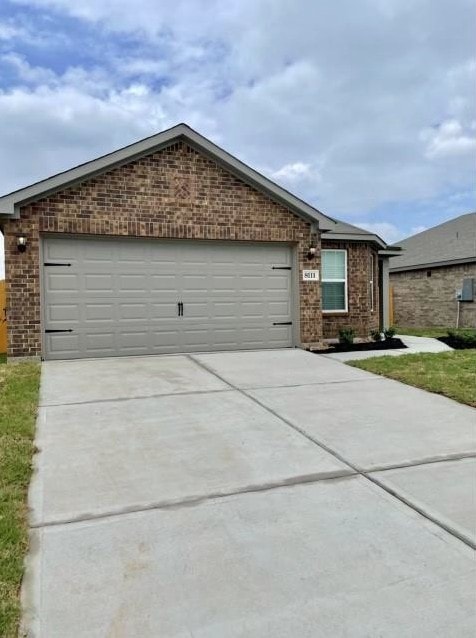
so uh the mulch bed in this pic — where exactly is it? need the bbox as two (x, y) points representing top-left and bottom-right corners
(318, 337), (407, 354)
(437, 336), (476, 350)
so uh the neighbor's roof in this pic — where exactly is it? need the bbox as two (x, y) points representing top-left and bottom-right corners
(389, 213), (476, 272)
(0, 122), (392, 247)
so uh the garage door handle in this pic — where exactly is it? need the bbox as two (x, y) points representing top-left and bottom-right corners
(177, 302), (184, 317)
(43, 262), (72, 267)
(45, 329), (73, 333)
(273, 321), (292, 325)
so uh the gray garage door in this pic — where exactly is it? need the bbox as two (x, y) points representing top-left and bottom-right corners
(42, 237), (295, 360)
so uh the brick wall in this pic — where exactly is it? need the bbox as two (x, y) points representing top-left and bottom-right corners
(2, 141), (323, 358)
(321, 240), (380, 339)
(390, 263), (476, 328)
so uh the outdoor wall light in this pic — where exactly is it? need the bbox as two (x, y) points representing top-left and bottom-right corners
(17, 235), (27, 253)
(307, 246), (317, 259)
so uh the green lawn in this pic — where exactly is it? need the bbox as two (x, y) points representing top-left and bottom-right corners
(350, 350), (476, 407)
(0, 360), (41, 637)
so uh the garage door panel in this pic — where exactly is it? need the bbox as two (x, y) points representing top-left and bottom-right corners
(118, 303), (148, 320)
(45, 333), (81, 357)
(181, 329), (213, 347)
(45, 273), (79, 292)
(84, 332), (116, 352)
(150, 302), (180, 319)
(118, 331), (149, 351)
(44, 241), (78, 261)
(268, 300), (291, 314)
(210, 275), (236, 291)
(84, 273), (114, 291)
(210, 301), (238, 318)
(84, 303), (116, 322)
(150, 274), (180, 291)
(236, 274), (264, 289)
(82, 241), (114, 260)
(181, 301), (209, 320)
(46, 303), (80, 323)
(43, 237), (294, 359)
(150, 329), (183, 349)
(117, 274), (149, 293)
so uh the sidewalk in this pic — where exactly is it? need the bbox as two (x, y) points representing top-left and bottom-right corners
(321, 334), (453, 362)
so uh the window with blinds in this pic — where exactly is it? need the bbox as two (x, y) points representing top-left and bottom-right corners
(322, 249), (347, 311)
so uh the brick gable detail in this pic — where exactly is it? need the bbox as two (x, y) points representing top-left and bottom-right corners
(3, 141), (323, 357)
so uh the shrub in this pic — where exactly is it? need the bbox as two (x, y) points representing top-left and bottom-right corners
(370, 330), (383, 342)
(446, 329), (476, 349)
(338, 327), (355, 346)
(384, 326), (396, 340)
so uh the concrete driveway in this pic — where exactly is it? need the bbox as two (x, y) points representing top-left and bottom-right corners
(23, 349), (476, 637)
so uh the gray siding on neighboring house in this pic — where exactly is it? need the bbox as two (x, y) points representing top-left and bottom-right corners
(390, 263), (476, 328)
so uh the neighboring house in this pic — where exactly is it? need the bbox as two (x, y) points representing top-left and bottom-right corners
(389, 213), (476, 329)
(0, 123), (399, 361)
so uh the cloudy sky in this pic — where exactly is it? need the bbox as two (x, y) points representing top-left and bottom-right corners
(0, 0), (475, 276)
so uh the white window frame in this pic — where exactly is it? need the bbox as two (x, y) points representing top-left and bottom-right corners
(322, 249), (348, 313)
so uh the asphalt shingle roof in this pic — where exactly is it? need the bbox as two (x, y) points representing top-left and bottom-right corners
(389, 213), (476, 271)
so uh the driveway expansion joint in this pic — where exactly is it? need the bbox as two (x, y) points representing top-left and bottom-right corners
(189, 353), (476, 550)
(367, 473), (476, 550)
(235, 376), (387, 391)
(30, 469), (358, 529)
(39, 387), (234, 408)
(365, 452), (476, 473)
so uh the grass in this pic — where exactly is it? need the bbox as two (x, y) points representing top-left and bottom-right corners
(0, 358), (41, 637)
(350, 350), (476, 407)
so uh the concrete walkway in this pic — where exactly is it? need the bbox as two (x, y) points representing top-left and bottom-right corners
(323, 333), (453, 361)
(22, 349), (476, 637)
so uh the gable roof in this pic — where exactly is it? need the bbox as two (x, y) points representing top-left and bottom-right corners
(389, 213), (476, 272)
(0, 122), (337, 231)
(0, 121), (394, 248)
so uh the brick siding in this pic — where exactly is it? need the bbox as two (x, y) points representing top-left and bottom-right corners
(2, 141), (323, 358)
(321, 240), (380, 339)
(390, 263), (476, 328)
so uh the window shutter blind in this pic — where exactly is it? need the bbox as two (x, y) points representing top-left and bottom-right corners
(322, 251), (345, 280)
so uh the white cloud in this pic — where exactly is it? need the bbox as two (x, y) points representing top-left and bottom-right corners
(0, 0), (474, 222)
(119, 59), (169, 78)
(272, 162), (318, 182)
(10, 0), (232, 39)
(1, 52), (57, 84)
(422, 119), (476, 159)
(0, 22), (26, 40)
(0, 79), (217, 194)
